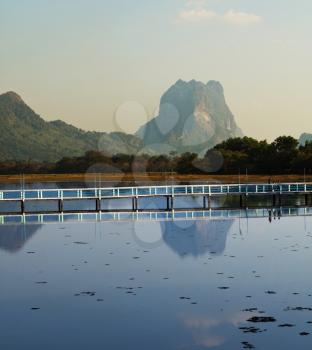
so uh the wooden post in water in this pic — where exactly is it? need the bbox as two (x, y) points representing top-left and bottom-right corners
(305, 194), (309, 206)
(21, 200), (25, 214)
(170, 195), (174, 211)
(273, 194), (276, 207)
(203, 196), (206, 209)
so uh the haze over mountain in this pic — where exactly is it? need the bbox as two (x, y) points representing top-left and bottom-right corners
(0, 81), (245, 161)
(136, 80), (243, 154)
(0, 91), (142, 162)
(299, 133), (312, 146)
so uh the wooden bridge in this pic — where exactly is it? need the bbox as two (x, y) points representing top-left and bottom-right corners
(0, 182), (311, 214)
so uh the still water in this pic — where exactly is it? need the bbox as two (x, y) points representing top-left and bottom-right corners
(1, 214), (312, 349)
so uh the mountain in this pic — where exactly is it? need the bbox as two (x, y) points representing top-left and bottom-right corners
(0, 91), (143, 162)
(136, 79), (243, 154)
(299, 133), (312, 146)
(0, 81), (243, 162)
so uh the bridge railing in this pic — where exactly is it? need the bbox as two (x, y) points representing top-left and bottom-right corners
(0, 183), (312, 201)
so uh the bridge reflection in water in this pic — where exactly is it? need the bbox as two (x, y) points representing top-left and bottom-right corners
(0, 207), (312, 225)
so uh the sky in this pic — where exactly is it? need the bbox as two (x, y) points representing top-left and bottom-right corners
(1, 0), (312, 140)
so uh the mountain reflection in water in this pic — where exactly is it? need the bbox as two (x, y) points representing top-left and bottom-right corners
(162, 220), (233, 258)
(0, 224), (41, 253)
(0, 217), (233, 258)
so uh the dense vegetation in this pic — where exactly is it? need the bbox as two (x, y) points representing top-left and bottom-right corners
(0, 92), (143, 162)
(1, 136), (312, 175)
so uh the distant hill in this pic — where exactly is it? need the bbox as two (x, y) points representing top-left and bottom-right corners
(0, 81), (244, 161)
(299, 133), (312, 146)
(136, 79), (243, 154)
(0, 92), (143, 162)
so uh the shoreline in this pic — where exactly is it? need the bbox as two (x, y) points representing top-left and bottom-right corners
(0, 173), (311, 184)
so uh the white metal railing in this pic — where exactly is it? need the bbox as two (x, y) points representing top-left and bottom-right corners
(0, 183), (311, 201)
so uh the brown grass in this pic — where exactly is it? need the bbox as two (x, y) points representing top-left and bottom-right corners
(0, 173), (311, 184)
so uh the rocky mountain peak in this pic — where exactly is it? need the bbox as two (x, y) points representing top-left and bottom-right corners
(207, 80), (224, 94)
(136, 79), (243, 154)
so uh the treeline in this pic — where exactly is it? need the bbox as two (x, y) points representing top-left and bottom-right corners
(0, 136), (312, 175)
(214, 136), (312, 174)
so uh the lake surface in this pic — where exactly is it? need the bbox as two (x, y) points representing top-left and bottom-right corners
(1, 214), (312, 349)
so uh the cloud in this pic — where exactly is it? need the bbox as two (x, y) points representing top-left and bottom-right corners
(223, 10), (262, 25)
(177, 3), (263, 26)
(178, 9), (217, 23)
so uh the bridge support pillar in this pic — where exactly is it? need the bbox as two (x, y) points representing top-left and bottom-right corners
(170, 196), (174, 211)
(166, 196), (170, 210)
(239, 194), (248, 208)
(132, 197), (138, 211)
(240, 195), (243, 208)
(96, 198), (101, 212)
(21, 200), (25, 214)
(203, 196), (211, 209)
(58, 199), (64, 212)
(273, 194), (276, 207)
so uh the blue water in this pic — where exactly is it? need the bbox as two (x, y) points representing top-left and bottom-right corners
(1, 215), (312, 349)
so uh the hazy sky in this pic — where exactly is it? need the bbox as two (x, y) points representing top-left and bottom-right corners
(1, 0), (311, 140)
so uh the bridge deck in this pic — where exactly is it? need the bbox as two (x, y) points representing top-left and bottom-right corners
(0, 183), (312, 201)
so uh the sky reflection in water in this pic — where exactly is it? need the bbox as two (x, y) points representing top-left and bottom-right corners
(1, 215), (312, 349)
